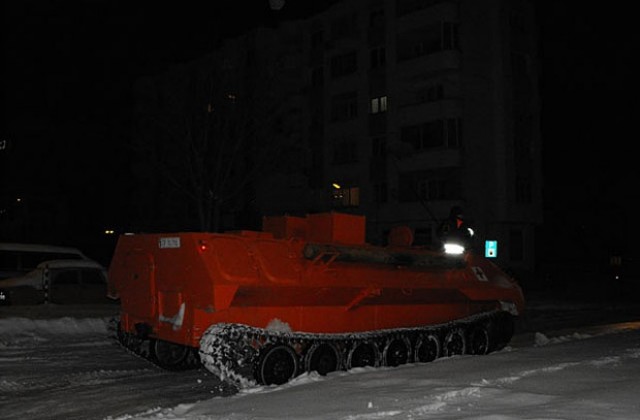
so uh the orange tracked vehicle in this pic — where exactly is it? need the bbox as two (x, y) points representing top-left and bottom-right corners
(108, 212), (524, 387)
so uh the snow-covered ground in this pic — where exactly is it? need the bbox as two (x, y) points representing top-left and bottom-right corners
(2, 299), (640, 420)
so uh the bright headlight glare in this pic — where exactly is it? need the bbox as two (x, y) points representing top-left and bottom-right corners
(444, 243), (465, 255)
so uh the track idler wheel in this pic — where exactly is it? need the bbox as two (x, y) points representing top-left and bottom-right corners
(152, 339), (192, 370)
(469, 324), (490, 355)
(305, 343), (340, 376)
(255, 344), (299, 385)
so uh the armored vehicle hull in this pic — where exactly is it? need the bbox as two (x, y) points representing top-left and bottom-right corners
(108, 212), (524, 386)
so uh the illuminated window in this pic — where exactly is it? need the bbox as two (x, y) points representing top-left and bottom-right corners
(332, 186), (360, 207)
(370, 96), (388, 114)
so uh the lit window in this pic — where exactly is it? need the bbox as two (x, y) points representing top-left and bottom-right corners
(332, 186), (360, 207)
(370, 96), (388, 114)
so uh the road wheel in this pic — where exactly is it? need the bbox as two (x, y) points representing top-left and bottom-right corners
(255, 344), (299, 385)
(383, 337), (410, 367)
(443, 328), (466, 357)
(347, 341), (378, 369)
(415, 334), (440, 363)
(305, 342), (340, 376)
(469, 325), (490, 355)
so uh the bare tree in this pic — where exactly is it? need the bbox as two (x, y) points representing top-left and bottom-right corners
(132, 47), (302, 232)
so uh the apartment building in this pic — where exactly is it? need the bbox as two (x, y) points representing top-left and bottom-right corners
(132, 0), (541, 277)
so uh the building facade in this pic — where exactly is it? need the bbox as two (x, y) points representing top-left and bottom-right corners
(133, 0), (542, 278)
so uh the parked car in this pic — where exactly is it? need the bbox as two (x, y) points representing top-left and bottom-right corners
(0, 242), (90, 280)
(0, 259), (110, 306)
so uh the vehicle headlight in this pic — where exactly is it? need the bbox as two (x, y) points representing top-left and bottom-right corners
(444, 243), (465, 255)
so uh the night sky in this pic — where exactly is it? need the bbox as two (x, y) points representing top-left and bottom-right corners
(2, 1), (638, 267)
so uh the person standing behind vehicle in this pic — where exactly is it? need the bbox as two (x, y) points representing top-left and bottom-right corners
(438, 206), (474, 253)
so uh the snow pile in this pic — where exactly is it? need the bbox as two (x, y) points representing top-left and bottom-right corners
(265, 318), (292, 333)
(534, 331), (592, 346)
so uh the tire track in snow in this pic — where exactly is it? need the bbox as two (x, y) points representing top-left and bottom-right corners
(0, 367), (158, 393)
(406, 333), (640, 418)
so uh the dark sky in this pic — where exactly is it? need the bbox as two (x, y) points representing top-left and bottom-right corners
(1, 1), (638, 260)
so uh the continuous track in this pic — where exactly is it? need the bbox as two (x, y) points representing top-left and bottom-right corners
(199, 310), (514, 387)
(114, 311), (514, 387)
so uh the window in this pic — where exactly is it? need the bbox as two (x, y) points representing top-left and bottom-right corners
(370, 47), (386, 68)
(331, 91), (358, 122)
(374, 182), (388, 204)
(311, 67), (324, 87)
(0, 248), (85, 278)
(330, 51), (358, 78)
(397, 22), (459, 61)
(411, 84), (444, 105)
(311, 30), (324, 49)
(398, 169), (461, 202)
(331, 13), (358, 39)
(332, 186), (360, 208)
(509, 229), (524, 262)
(332, 138), (358, 164)
(442, 22), (458, 50)
(52, 269), (80, 285)
(370, 137), (387, 182)
(515, 176), (532, 204)
(370, 96), (388, 114)
(82, 269), (106, 285)
(396, 0), (447, 16)
(400, 118), (462, 150)
(370, 9), (385, 27)
(372, 136), (387, 157)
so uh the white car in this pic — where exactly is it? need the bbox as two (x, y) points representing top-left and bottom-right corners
(0, 259), (109, 305)
(0, 242), (91, 280)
